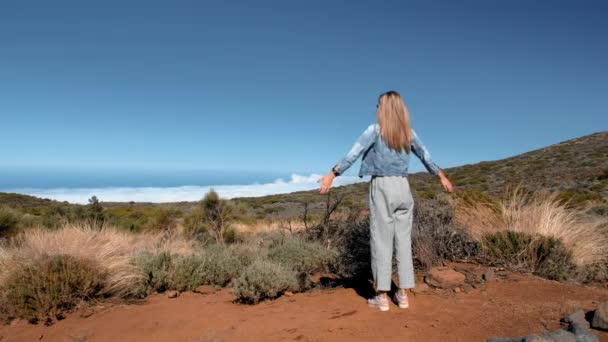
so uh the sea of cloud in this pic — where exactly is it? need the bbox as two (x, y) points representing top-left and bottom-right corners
(7, 174), (367, 204)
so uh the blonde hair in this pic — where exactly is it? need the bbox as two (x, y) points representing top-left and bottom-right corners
(376, 90), (412, 153)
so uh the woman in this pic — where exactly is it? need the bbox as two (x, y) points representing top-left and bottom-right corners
(318, 90), (453, 312)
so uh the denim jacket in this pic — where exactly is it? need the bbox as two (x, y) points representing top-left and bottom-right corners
(332, 123), (441, 177)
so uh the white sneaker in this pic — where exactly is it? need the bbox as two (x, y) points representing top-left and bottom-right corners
(393, 291), (409, 309)
(367, 295), (390, 311)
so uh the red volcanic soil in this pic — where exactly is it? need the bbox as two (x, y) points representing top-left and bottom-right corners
(2, 266), (608, 342)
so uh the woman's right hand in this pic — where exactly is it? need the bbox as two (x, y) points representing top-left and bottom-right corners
(438, 170), (454, 193)
(318, 172), (336, 194)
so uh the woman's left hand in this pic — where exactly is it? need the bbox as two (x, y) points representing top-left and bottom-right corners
(318, 172), (336, 194)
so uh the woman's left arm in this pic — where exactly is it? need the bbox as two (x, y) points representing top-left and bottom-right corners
(319, 124), (377, 194)
(411, 129), (454, 193)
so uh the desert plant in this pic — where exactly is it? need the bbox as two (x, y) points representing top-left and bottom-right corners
(133, 252), (174, 294)
(482, 231), (576, 280)
(134, 252), (208, 293)
(197, 190), (236, 245)
(233, 259), (298, 304)
(411, 196), (481, 270)
(183, 208), (210, 239)
(87, 196), (105, 227)
(0, 222), (197, 299)
(200, 244), (250, 286)
(0, 206), (20, 237)
(2, 254), (105, 323)
(455, 188), (608, 268)
(267, 237), (337, 274)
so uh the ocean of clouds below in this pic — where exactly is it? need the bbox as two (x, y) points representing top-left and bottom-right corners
(7, 174), (368, 204)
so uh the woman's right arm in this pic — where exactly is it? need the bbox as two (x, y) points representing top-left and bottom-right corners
(411, 128), (454, 193)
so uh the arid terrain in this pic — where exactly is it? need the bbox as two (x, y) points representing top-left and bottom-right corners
(1, 263), (608, 342)
(1, 132), (607, 342)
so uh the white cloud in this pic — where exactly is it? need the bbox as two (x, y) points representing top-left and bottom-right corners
(8, 174), (367, 204)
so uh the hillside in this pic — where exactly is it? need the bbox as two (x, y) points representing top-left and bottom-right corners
(234, 131), (608, 218)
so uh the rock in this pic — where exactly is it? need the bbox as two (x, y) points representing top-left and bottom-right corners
(424, 268), (466, 289)
(483, 268), (496, 281)
(454, 287), (461, 293)
(524, 329), (576, 342)
(591, 301), (608, 331)
(167, 290), (179, 299)
(564, 309), (590, 331)
(284, 291), (294, 297)
(487, 337), (525, 342)
(562, 309), (599, 342)
(411, 283), (430, 294)
(194, 285), (215, 294)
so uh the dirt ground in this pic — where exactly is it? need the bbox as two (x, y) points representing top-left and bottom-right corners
(2, 267), (608, 342)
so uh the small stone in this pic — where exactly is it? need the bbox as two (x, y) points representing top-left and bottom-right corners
(454, 287), (461, 293)
(483, 268), (496, 281)
(167, 290), (179, 299)
(284, 291), (294, 297)
(79, 307), (96, 318)
(10, 318), (25, 326)
(591, 301), (608, 331)
(194, 285), (215, 294)
(424, 268), (466, 289)
(411, 283), (430, 294)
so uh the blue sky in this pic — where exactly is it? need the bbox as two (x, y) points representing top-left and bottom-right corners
(1, 0), (607, 186)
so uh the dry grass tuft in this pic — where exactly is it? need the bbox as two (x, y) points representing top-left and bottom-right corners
(455, 188), (608, 266)
(0, 222), (198, 298)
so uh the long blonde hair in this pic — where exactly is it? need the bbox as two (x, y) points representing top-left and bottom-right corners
(376, 90), (412, 153)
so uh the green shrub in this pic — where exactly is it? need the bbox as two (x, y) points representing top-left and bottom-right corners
(268, 237), (337, 274)
(230, 243), (265, 266)
(233, 259), (298, 304)
(134, 252), (208, 293)
(557, 190), (603, 208)
(134, 244), (261, 294)
(0, 206), (20, 236)
(2, 255), (105, 323)
(171, 255), (207, 291)
(482, 231), (576, 281)
(201, 244), (249, 286)
(183, 208), (208, 238)
(133, 252), (174, 293)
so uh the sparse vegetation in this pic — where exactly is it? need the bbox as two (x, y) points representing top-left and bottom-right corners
(2, 254), (105, 323)
(1, 132), (608, 323)
(0, 206), (20, 237)
(455, 188), (608, 267)
(267, 237), (337, 274)
(481, 231), (576, 280)
(233, 259), (299, 304)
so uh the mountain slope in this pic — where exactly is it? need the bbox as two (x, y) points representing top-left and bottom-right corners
(234, 131), (608, 218)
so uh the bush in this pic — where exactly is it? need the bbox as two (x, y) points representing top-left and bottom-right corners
(2, 254), (105, 323)
(133, 252), (175, 294)
(455, 188), (608, 267)
(233, 259), (298, 304)
(0, 206), (20, 237)
(133, 243), (263, 294)
(268, 237), (337, 274)
(201, 244), (251, 286)
(481, 231), (576, 281)
(412, 196), (481, 270)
